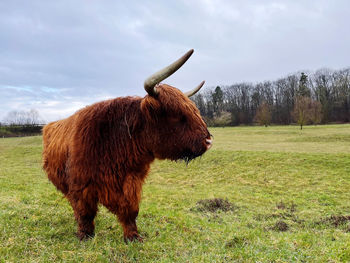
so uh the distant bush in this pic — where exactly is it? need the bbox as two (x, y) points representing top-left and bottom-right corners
(0, 125), (43, 137)
(208, 111), (232, 127)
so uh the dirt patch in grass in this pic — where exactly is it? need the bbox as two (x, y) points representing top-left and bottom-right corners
(313, 215), (350, 232)
(255, 201), (302, 225)
(318, 215), (350, 227)
(276, 201), (297, 213)
(225, 236), (249, 248)
(325, 215), (350, 227)
(191, 198), (236, 213)
(272, 220), (289, 232)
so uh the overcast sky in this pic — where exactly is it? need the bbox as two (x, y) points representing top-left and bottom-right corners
(1, 0), (349, 122)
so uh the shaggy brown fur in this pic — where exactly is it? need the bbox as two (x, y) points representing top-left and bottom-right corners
(42, 84), (211, 241)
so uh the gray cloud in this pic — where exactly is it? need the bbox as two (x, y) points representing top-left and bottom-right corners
(1, 0), (349, 121)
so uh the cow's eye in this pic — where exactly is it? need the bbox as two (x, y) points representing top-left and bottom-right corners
(181, 116), (187, 123)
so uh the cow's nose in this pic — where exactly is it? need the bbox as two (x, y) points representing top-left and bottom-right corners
(205, 139), (213, 149)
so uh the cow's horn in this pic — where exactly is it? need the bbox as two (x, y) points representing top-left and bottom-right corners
(144, 49), (194, 96)
(184, 81), (205, 97)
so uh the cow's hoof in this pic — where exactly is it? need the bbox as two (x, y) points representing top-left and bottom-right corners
(76, 231), (95, 241)
(124, 233), (143, 243)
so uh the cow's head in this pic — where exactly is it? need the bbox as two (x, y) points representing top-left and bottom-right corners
(141, 49), (212, 162)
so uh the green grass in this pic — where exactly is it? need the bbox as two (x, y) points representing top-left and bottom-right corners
(1, 124), (350, 262)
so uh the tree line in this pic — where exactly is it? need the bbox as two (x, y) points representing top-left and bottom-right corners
(191, 68), (350, 128)
(0, 109), (43, 137)
(1, 67), (349, 134)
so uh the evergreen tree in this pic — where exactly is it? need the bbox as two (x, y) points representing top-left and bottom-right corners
(297, 72), (311, 97)
(211, 86), (224, 116)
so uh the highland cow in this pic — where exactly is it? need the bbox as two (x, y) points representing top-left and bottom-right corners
(42, 49), (212, 242)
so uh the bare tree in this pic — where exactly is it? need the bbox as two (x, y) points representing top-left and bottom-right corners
(309, 100), (322, 125)
(4, 110), (21, 125)
(26, 109), (41, 126)
(254, 101), (272, 127)
(293, 96), (311, 130)
(3, 109), (42, 126)
(292, 96), (322, 129)
(312, 69), (332, 123)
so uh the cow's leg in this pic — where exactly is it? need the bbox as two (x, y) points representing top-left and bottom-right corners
(121, 176), (144, 242)
(118, 207), (141, 243)
(104, 201), (142, 243)
(118, 176), (143, 243)
(68, 188), (98, 241)
(103, 176), (143, 242)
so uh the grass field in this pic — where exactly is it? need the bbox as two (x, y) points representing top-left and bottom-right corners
(1, 124), (350, 262)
